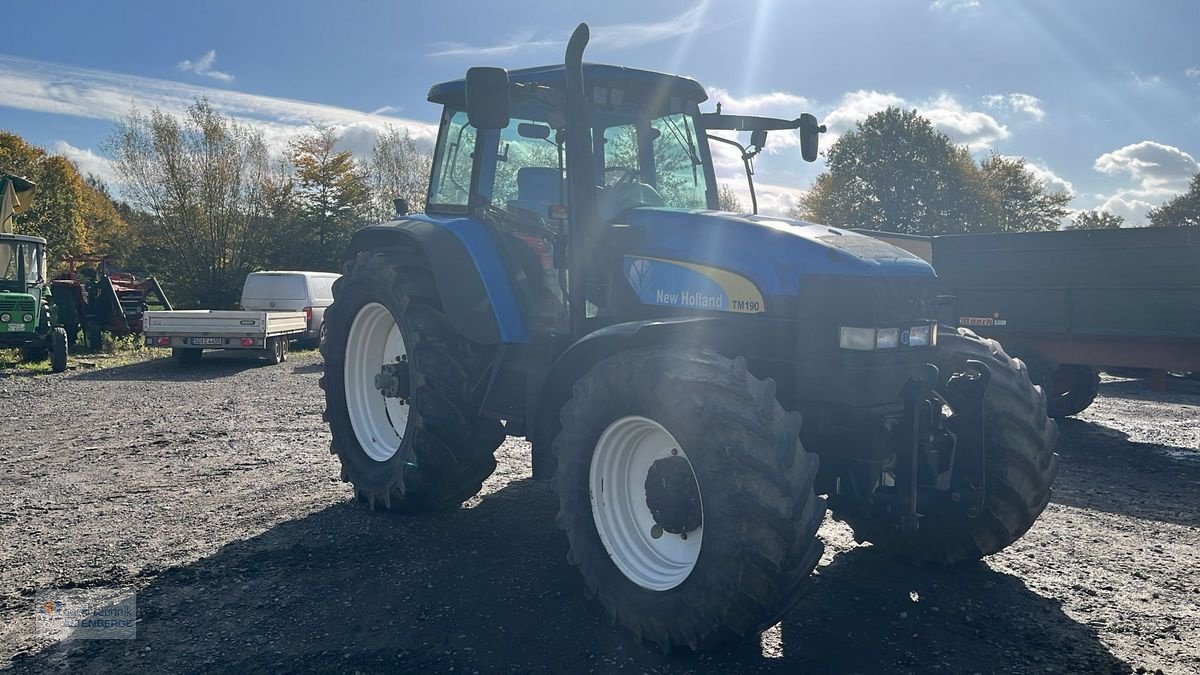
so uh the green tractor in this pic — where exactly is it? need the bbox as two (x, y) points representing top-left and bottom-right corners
(1, 175), (68, 372)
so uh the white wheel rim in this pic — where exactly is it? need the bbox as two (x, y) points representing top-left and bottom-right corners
(345, 302), (409, 462)
(589, 415), (703, 591)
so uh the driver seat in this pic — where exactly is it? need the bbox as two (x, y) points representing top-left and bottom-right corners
(507, 167), (563, 222)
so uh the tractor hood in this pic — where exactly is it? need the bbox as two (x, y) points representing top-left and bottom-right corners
(621, 207), (935, 298)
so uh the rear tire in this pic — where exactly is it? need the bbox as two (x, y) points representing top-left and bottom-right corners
(50, 327), (68, 373)
(322, 249), (503, 513)
(267, 337), (284, 365)
(553, 346), (825, 651)
(834, 327), (1058, 564)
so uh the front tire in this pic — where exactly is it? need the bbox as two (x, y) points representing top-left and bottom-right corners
(50, 327), (68, 373)
(321, 249), (503, 513)
(553, 347), (825, 651)
(835, 327), (1058, 564)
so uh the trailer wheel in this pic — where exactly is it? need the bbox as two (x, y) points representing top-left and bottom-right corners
(266, 337), (284, 365)
(321, 249), (503, 513)
(1034, 364), (1100, 418)
(553, 347), (825, 651)
(834, 327), (1058, 564)
(50, 327), (68, 373)
(174, 348), (203, 367)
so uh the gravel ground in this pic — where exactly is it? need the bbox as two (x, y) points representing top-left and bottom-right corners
(1, 353), (1197, 674)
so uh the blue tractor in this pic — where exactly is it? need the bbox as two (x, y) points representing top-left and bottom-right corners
(321, 24), (1057, 651)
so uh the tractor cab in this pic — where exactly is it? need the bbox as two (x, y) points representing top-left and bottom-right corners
(424, 59), (829, 338)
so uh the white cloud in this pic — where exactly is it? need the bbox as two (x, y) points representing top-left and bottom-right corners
(1131, 72), (1163, 88)
(706, 88), (811, 117)
(1094, 141), (1198, 191)
(1186, 66), (1200, 79)
(921, 93), (1009, 148)
(176, 49), (234, 83)
(982, 92), (1045, 122)
(1092, 141), (1198, 224)
(429, 3), (711, 57)
(931, 0), (981, 10)
(0, 54), (438, 163)
(822, 90), (906, 137)
(51, 140), (120, 186)
(999, 156), (1073, 194)
(822, 90), (1007, 149)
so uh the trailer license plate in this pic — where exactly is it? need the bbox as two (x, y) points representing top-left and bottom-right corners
(191, 337), (223, 346)
(7, 323), (26, 331)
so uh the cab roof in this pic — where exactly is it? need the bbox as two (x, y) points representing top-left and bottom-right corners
(0, 233), (46, 245)
(427, 63), (708, 107)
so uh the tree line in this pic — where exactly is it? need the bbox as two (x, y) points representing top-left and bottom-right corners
(4, 100), (1198, 309)
(794, 106), (1197, 232)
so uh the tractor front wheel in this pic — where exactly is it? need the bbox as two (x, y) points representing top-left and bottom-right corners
(834, 327), (1058, 564)
(553, 347), (825, 651)
(50, 327), (68, 373)
(321, 249), (503, 513)
(84, 322), (102, 352)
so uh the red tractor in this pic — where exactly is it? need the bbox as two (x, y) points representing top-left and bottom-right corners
(50, 257), (172, 351)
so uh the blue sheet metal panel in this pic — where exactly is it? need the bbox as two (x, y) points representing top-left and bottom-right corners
(406, 213), (530, 344)
(622, 208), (936, 296)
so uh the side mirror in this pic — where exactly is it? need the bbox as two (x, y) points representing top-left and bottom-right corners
(465, 67), (511, 130)
(799, 113), (827, 162)
(393, 198), (409, 217)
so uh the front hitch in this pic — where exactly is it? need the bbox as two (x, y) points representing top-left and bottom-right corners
(944, 359), (991, 519)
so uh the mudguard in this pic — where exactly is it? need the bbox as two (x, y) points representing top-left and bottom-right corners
(530, 316), (786, 478)
(345, 216), (529, 345)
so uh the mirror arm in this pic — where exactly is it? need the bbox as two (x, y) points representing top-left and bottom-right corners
(707, 134), (758, 215)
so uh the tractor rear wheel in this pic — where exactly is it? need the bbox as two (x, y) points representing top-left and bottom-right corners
(321, 249), (503, 513)
(552, 346), (825, 651)
(50, 327), (68, 373)
(834, 327), (1058, 564)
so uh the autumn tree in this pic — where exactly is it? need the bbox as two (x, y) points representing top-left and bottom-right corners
(717, 183), (744, 212)
(796, 108), (991, 234)
(0, 132), (131, 270)
(288, 127), (371, 270)
(106, 99), (273, 307)
(978, 154), (1071, 232)
(796, 108), (1073, 234)
(1147, 173), (1200, 227)
(1068, 210), (1125, 230)
(366, 126), (431, 222)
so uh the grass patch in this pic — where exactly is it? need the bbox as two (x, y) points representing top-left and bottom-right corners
(0, 334), (171, 375)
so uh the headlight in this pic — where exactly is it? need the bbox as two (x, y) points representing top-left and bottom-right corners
(875, 328), (900, 349)
(0, 313), (9, 322)
(840, 323), (936, 350)
(839, 327), (877, 351)
(23, 313), (33, 323)
(906, 324), (933, 347)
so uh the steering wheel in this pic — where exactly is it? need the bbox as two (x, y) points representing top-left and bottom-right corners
(603, 166), (637, 187)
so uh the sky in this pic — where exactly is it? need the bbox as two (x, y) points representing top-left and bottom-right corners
(1, 0), (1197, 222)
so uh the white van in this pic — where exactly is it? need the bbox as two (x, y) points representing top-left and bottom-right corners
(240, 271), (340, 346)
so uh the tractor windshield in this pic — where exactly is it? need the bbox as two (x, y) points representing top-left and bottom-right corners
(0, 241), (41, 286)
(427, 100), (716, 217)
